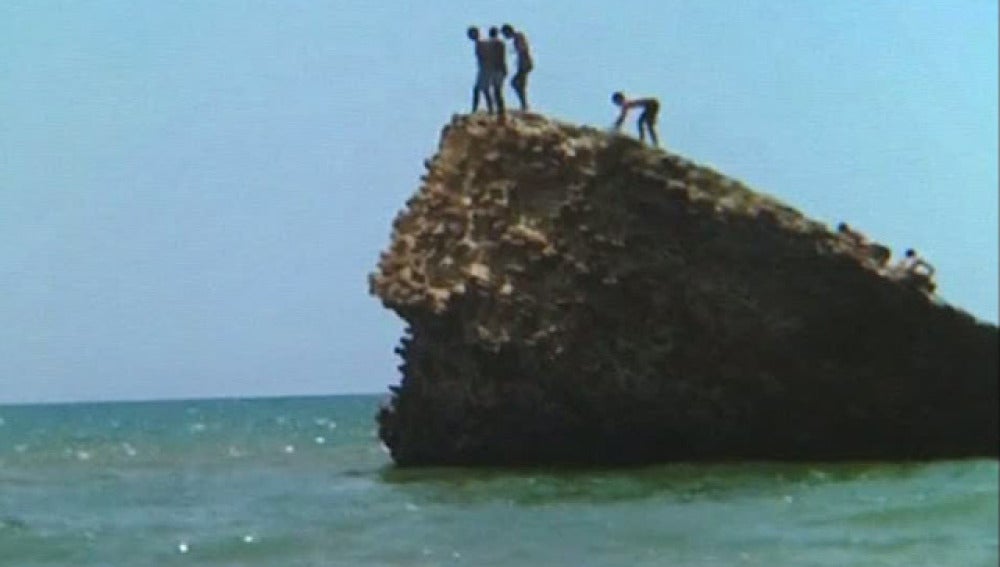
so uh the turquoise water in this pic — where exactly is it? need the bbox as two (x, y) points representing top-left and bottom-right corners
(0, 395), (995, 566)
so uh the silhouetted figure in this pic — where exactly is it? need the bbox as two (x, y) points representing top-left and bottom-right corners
(467, 27), (493, 113)
(890, 248), (937, 293)
(612, 92), (660, 146)
(901, 248), (935, 276)
(837, 222), (865, 245)
(486, 27), (507, 118)
(501, 24), (533, 111)
(837, 222), (891, 268)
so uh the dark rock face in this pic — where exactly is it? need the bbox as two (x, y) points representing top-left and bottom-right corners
(370, 113), (998, 466)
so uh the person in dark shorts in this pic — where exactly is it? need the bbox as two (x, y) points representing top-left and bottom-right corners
(486, 27), (507, 118)
(611, 91), (660, 146)
(501, 24), (533, 111)
(467, 27), (493, 113)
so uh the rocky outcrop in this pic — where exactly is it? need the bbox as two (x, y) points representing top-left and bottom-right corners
(369, 113), (998, 466)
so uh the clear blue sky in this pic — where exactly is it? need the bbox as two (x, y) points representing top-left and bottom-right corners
(1, 1), (996, 404)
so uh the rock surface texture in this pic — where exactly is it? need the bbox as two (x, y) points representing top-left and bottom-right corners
(370, 113), (998, 466)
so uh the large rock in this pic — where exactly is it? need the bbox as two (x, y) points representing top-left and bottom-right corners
(369, 113), (998, 466)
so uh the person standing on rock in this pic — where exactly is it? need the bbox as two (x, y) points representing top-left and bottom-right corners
(486, 27), (507, 119)
(611, 91), (660, 147)
(467, 27), (494, 113)
(501, 24), (533, 111)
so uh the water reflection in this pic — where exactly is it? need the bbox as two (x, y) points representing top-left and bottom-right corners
(380, 460), (981, 506)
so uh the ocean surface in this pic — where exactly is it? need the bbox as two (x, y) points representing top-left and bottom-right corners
(0, 395), (995, 567)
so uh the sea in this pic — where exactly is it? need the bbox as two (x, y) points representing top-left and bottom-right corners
(0, 395), (995, 567)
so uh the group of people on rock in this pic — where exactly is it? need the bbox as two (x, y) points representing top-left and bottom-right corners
(463, 28), (938, 294)
(837, 223), (936, 293)
(466, 25), (661, 147)
(466, 24), (533, 118)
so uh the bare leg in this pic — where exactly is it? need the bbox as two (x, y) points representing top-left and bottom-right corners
(511, 69), (529, 111)
(493, 75), (505, 118)
(484, 88), (494, 113)
(474, 72), (493, 113)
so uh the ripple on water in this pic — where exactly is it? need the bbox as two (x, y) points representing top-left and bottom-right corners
(312, 417), (337, 430)
(74, 449), (92, 461)
(0, 398), (993, 566)
(121, 443), (137, 457)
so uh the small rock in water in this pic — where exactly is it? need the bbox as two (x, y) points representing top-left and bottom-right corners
(242, 534), (256, 544)
(283, 444), (295, 454)
(177, 541), (189, 554)
(314, 436), (326, 445)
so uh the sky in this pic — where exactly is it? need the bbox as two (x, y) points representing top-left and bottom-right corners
(1, 1), (996, 404)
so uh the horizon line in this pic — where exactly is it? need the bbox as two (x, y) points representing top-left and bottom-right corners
(0, 390), (387, 410)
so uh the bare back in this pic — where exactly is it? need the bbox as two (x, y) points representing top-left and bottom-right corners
(475, 40), (490, 70)
(513, 32), (532, 67)
(487, 38), (507, 74)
